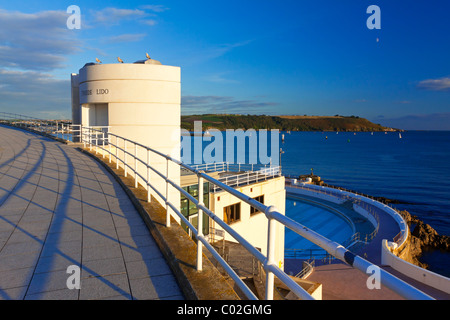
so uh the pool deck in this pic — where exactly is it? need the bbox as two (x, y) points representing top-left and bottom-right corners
(286, 189), (450, 300)
(0, 125), (184, 300)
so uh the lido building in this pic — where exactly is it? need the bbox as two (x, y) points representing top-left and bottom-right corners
(71, 57), (181, 213)
(70, 57), (286, 270)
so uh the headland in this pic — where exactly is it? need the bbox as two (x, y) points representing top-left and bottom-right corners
(181, 114), (399, 132)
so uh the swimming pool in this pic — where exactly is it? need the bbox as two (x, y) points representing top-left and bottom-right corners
(285, 195), (354, 258)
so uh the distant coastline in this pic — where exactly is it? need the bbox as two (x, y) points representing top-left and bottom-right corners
(181, 114), (400, 132)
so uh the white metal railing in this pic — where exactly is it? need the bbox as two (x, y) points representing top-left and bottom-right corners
(188, 162), (281, 192)
(81, 126), (110, 151)
(0, 117), (435, 300)
(295, 259), (315, 279)
(82, 128), (312, 300)
(79, 126), (433, 300)
(0, 112), (77, 142)
(214, 167), (280, 192)
(285, 248), (334, 262)
(191, 162), (274, 173)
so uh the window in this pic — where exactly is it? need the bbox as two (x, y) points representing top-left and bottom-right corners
(250, 195), (264, 216)
(180, 183), (209, 218)
(181, 187), (189, 217)
(224, 203), (241, 224)
(180, 183), (210, 236)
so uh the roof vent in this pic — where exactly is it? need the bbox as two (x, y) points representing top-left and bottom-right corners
(134, 59), (162, 65)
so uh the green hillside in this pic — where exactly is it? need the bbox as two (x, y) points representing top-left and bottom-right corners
(181, 114), (395, 132)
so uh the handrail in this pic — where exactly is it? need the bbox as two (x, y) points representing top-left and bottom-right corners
(295, 259), (315, 279)
(0, 118), (435, 300)
(212, 166), (281, 192)
(186, 162), (282, 192)
(82, 127), (433, 300)
(190, 162), (277, 174)
(80, 129), (314, 300)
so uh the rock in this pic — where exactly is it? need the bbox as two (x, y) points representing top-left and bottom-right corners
(408, 236), (428, 269)
(399, 210), (420, 225)
(412, 221), (438, 246)
(411, 221), (450, 251)
(396, 210), (450, 269)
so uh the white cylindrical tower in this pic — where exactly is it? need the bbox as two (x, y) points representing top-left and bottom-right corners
(72, 57), (181, 213)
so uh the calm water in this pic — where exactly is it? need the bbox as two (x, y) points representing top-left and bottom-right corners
(185, 130), (450, 276)
(280, 131), (450, 277)
(285, 197), (353, 253)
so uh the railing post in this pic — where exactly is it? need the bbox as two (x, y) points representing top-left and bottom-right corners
(109, 133), (112, 163)
(83, 128), (86, 149)
(124, 139), (128, 177)
(197, 174), (204, 271)
(102, 132), (105, 158)
(116, 136), (119, 170)
(147, 148), (151, 203)
(89, 127), (92, 151)
(265, 206), (278, 300)
(134, 143), (138, 188)
(166, 157), (170, 227)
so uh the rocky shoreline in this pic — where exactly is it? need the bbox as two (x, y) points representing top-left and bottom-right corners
(299, 176), (450, 270)
(400, 210), (450, 269)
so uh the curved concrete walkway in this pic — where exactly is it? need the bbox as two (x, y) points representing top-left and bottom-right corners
(0, 125), (184, 300)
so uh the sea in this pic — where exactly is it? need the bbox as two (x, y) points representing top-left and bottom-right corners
(64, 128), (450, 277)
(279, 130), (450, 277)
(185, 129), (450, 277)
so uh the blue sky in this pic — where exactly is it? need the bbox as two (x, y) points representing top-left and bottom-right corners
(0, 0), (449, 129)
